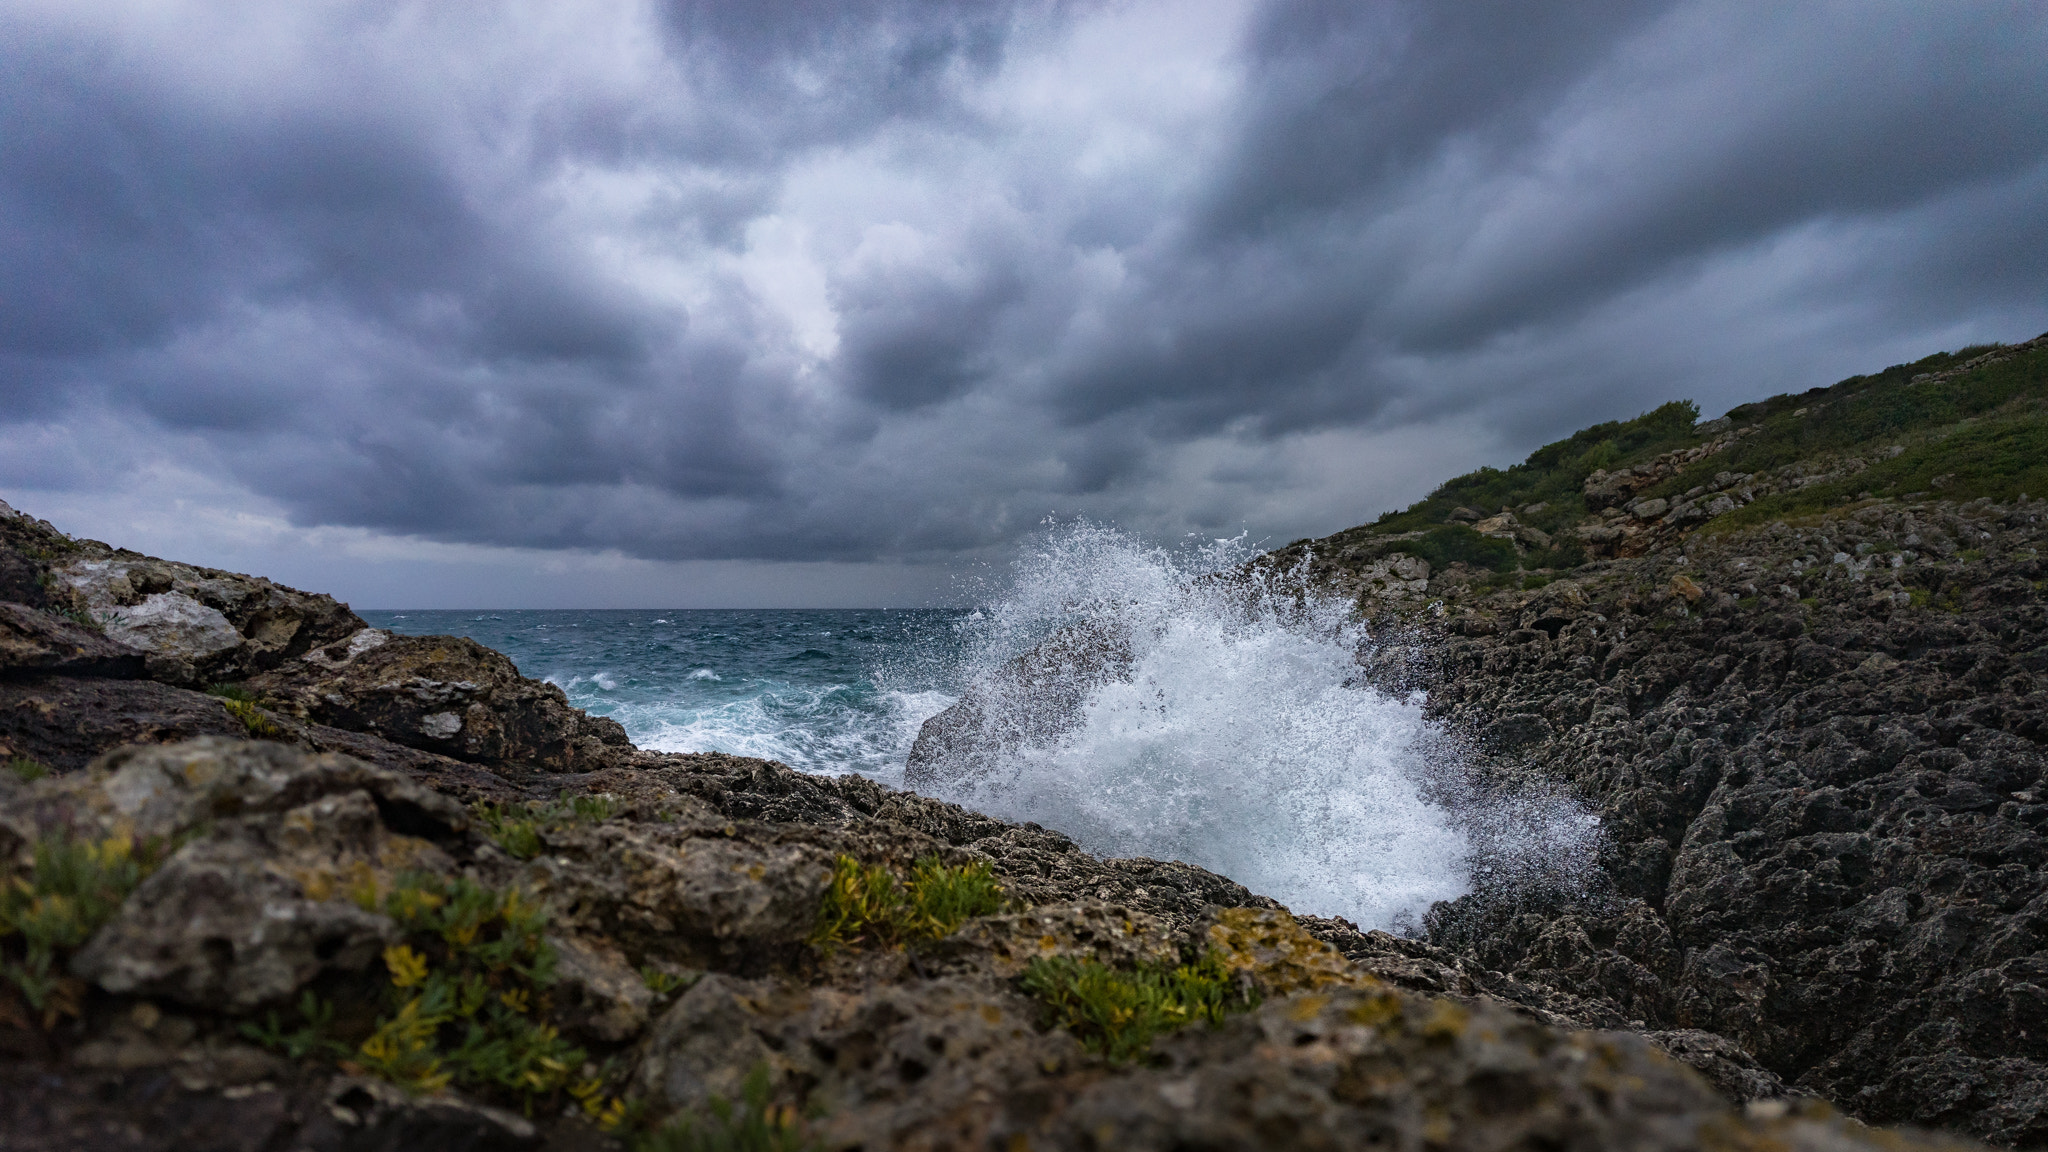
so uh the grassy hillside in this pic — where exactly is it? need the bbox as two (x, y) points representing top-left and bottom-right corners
(1302, 333), (2048, 576)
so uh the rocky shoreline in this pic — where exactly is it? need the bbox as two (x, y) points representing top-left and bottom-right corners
(0, 491), (1999, 1149)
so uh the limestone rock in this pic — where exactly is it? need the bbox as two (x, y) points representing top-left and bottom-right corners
(547, 933), (653, 1043)
(0, 674), (537, 802)
(102, 592), (245, 684)
(513, 819), (831, 968)
(246, 632), (631, 773)
(0, 601), (145, 679)
(46, 554), (363, 686)
(16, 739), (466, 1012)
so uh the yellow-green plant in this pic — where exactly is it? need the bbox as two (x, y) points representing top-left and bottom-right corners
(474, 795), (620, 860)
(0, 831), (164, 1020)
(219, 697), (284, 739)
(4, 756), (49, 783)
(808, 854), (1004, 953)
(1021, 951), (1256, 1064)
(635, 1064), (816, 1152)
(346, 872), (596, 1110)
(640, 966), (698, 999)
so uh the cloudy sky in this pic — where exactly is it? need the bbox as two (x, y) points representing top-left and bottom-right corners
(3, 1), (2044, 607)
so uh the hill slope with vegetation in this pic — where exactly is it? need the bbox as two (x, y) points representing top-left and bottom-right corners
(1271, 333), (2048, 597)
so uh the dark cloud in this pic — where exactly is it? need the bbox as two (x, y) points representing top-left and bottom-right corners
(2, 1), (2045, 579)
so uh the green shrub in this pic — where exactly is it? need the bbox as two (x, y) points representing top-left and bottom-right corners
(240, 870), (618, 1117)
(1407, 526), (1519, 574)
(1021, 951), (1255, 1064)
(0, 831), (167, 1019)
(636, 1064), (816, 1152)
(474, 796), (619, 861)
(239, 990), (348, 1060)
(4, 756), (49, 783)
(809, 854), (1005, 953)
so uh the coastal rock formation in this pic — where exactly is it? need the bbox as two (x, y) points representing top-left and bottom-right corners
(1410, 497), (2048, 1145)
(905, 620), (1133, 790)
(247, 631), (633, 774)
(0, 736), (1977, 1152)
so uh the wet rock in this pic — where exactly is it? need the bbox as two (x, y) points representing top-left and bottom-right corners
(904, 619), (1134, 790)
(0, 601), (145, 679)
(247, 632), (631, 773)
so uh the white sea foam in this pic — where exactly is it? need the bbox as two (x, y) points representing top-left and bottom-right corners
(629, 681), (950, 779)
(932, 522), (1597, 930)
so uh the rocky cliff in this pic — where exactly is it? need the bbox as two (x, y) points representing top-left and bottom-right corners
(0, 484), (1995, 1147)
(907, 333), (2048, 1147)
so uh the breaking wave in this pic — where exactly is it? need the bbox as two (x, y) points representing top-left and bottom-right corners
(930, 522), (1599, 930)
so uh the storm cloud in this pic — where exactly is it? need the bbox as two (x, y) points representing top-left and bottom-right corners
(3, 0), (2045, 594)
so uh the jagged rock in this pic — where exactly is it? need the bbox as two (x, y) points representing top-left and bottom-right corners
(10, 739), (466, 1012)
(246, 632), (631, 773)
(0, 601), (145, 679)
(1415, 499), (2048, 1145)
(548, 933), (654, 1043)
(102, 592), (246, 684)
(0, 675), (531, 801)
(904, 619), (1133, 790)
(44, 554), (363, 687)
(511, 818), (833, 969)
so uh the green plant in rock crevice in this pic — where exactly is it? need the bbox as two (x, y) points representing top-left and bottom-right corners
(212, 691), (284, 739)
(474, 795), (620, 860)
(240, 870), (629, 1123)
(635, 1064), (817, 1152)
(808, 854), (1005, 953)
(1021, 950), (1257, 1065)
(0, 830), (168, 1023)
(4, 756), (49, 783)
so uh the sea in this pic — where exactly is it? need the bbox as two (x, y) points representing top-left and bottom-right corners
(360, 524), (1597, 931)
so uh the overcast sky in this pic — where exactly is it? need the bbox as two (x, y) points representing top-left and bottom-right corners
(4, 1), (2045, 608)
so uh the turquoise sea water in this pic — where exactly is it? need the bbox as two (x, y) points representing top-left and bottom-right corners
(358, 609), (967, 784)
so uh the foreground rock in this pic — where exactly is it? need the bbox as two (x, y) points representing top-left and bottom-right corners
(0, 738), (1981, 1152)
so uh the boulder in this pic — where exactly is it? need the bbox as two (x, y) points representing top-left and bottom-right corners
(0, 601), (145, 679)
(46, 554), (364, 686)
(904, 619), (1133, 790)
(6, 739), (466, 1012)
(246, 631), (631, 773)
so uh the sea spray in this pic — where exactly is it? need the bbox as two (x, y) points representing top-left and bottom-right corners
(931, 522), (1599, 930)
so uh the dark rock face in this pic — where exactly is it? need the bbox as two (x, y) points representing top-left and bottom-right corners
(1412, 497), (2048, 1145)
(0, 602), (146, 679)
(247, 630), (633, 773)
(0, 501), (364, 687)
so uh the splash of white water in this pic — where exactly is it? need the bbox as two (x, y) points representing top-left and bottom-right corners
(934, 522), (1596, 930)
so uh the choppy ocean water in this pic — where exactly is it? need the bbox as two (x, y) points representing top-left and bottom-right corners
(358, 608), (967, 785)
(360, 525), (1598, 930)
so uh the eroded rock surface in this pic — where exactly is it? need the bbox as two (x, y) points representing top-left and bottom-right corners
(248, 632), (632, 773)
(1402, 498), (2048, 1144)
